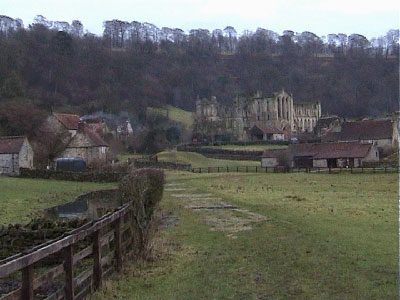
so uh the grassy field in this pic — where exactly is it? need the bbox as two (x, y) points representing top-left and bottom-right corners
(94, 171), (398, 300)
(0, 176), (115, 224)
(147, 105), (194, 128)
(207, 144), (288, 151)
(157, 151), (259, 167)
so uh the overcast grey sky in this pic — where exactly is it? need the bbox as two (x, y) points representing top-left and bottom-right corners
(1, 0), (399, 38)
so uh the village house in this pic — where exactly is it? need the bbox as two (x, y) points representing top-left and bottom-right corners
(261, 141), (380, 168)
(46, 112), (81, 137)
(0, 136), (34, 175)
(249, 124), (285, 141)
(57, 122), (109, 165)
(321, 117), (399, 151)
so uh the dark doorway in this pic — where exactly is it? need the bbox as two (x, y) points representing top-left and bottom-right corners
(294, 156), (313, 168)
(327, 158), (337, 168)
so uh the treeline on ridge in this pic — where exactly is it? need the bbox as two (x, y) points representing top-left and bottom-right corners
(0, 14), (398, 137)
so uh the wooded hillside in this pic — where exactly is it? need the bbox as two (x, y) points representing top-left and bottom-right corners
(0, 15), (398, 136)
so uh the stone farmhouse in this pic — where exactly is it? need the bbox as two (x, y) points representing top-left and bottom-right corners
(58, 122), (109, 165)
(321, 117), (399, 151)
(262, 141), (379, 168)
(47, 113), (81, 137)
(195, 89), (321, 141)
(42, 112), (110, 166)
(0, 136), (34, 175)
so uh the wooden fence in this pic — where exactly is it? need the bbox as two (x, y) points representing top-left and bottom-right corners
(191, 166), (399, 174)
(0, 201), (134, 300)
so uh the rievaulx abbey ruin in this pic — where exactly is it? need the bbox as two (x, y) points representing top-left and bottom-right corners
(194, 89), (321, 142)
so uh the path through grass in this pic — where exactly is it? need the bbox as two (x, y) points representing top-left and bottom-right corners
(94, 171), (398, 299)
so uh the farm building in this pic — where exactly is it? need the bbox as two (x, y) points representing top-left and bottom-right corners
(321, 118), (398, 150)
(0, 136), (34, 175)
(249, 124), (285, 141)
(46, 112), (81, 137)
(261, 141), (380, 168)
(261, 149), (288, 167)
(289, 142), (379, 168)
(58, 122), (109, 165)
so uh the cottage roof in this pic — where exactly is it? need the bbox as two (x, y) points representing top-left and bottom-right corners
(66, 127), (109, 148)
(87, 122), (104, 134)
(251, 124), (283, 135)
(322, 120), (392, 142)
(0, 136), (26, 154)
(53, 113), (81, 130)
(289, 142), (372, 159)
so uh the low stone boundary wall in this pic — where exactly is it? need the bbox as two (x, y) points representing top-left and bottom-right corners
(132, 160), (191, 170)
(19, 168), (126, 182)
(177, 145), (263, 161)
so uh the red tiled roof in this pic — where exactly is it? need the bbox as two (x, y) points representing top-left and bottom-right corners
(289, 142), (372, 159)
(250, 124), (283, 135)
(322, 120), (393, 142)
(0, 136), (25, 154)
(53, 113), (81, 130)
(87, 122), (103, 134)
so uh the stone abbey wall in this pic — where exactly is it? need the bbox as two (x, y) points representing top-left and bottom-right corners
(195, 90), (321, 141)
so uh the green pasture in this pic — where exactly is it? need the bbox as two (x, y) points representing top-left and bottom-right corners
(0, 176), (114, 224)
(147, 105), (194, 128)
(94, 171), (398, 299)
(157, 151), (259, 167)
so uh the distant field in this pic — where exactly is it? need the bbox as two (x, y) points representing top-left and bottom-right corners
(157, 151), (259, 167)
(147, 105), (194, 128)
(94, 171), (397, 299)
(0, 177), (114, 224)
(206, 144), (288, 151)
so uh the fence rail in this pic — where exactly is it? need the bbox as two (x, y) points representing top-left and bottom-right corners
(0, 201), (134, 300)
(191, 166), (399, 174)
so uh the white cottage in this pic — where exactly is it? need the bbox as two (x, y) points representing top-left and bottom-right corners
(0, 136), (34, 175)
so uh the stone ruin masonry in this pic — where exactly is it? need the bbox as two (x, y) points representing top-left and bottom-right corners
(195, 90), (321, 141)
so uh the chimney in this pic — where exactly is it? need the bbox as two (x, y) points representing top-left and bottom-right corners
(78, 121), (85, 133)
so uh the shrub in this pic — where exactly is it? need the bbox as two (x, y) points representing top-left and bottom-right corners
(118, 168), (165, 259)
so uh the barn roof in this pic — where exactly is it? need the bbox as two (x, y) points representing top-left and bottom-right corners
(322, 120), (393, 142)
(250, 124), (283, 135)
(53, 113), (81, 130)
(289, 142), (373, 159)
(0, 136), (26, 154)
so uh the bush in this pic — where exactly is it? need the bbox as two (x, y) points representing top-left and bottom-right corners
(118, 168), (165, 259)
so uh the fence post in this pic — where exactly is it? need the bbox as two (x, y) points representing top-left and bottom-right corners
(114, 216), (122, 272)
(22, 265), (34, 300)
(226, 166), (229, 173)
(385, 167), (387, 173)
(256, 166), (258, 173)
(266, 167), (267, 173)
(93, 229), (103, 290)
(208, 167), (210, 173)
(373, 167), (375, 173)
(329, 167), (331, 174)
(64, 245), (74, 300)
(362, 167), (364, 173)
(246, 166), (248, 173)
(237, 166), (239, 172)
(351, 167), (353, 174)
(217, 167), (220, 173)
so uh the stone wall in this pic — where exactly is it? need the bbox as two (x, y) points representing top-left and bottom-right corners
(0, 153), (18, 174)
(19, 168), (126, 182)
